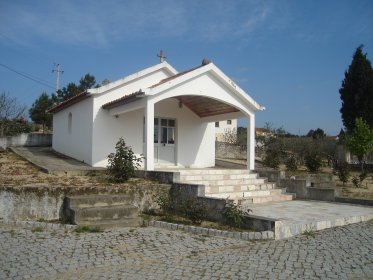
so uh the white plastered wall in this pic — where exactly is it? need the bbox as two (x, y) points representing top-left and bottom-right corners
(91, 68), (172, 167)
(52, 98), (93, 164)
(154, 98), (215, 168)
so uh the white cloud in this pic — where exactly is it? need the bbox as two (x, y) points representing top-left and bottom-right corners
(0, 0), (277, 47)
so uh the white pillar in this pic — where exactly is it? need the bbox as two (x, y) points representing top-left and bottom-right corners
(144, 100), (154, 171)
(247, 114), (255, 170)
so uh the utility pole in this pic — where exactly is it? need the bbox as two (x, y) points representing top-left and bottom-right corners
(52, 64), (64, 97)
(157, 50), (166, 63)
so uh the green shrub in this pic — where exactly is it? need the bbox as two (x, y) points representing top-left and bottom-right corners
(337, 161), (350, 185)
(181, 198), (207, 225)
(286, 155), (298, 172)
(264, 149), (281, 169)
(155, 192), (174, 217)
(107, 137), (142, 182)
(305, 153), (322, 172)
(221, 201), (251, 228)
(352, 171), (368, 188)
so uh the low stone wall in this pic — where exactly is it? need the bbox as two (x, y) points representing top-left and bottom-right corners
(281, 179), (336, 202)
(215, 142), (246, 160)
(0, 133), (52, 149)
(0, 183), (171, 221)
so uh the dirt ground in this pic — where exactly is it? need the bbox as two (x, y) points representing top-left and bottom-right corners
(0, 149), (103, 187)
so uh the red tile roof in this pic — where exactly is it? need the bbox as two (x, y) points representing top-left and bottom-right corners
(47, 91), (89, 114)
(102, 90), (145, 110)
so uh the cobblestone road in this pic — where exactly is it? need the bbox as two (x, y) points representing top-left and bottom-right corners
(1, 221), (372, 280)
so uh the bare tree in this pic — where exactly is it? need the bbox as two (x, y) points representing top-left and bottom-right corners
(0, 92), (26, 137)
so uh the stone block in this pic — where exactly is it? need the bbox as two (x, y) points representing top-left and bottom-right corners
(201, 227), (209, 235)
(154, 221), (161, 227)
(248, 232), (255, 240)
(233, 232), (242, 240)
(241, 232), (249, 241)
(254, 232), (262, 240)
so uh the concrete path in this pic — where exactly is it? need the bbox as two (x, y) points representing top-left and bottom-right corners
(10, 147), (104, 175)
(1, 220), (372, 279)
(248, 200), (373, 239)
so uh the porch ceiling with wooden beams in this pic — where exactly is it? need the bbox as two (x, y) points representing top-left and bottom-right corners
(176, 96), (239, 117)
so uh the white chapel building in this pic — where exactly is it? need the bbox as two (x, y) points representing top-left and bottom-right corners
(48, 59), (264, 171)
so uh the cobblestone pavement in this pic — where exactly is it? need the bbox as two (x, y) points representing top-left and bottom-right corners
(1, 221), (372, 280)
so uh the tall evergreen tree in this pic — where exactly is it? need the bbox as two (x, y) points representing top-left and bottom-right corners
(339, 45), (373, 132)
(29, 92), (53, 132)
(51, 73), (98, 104)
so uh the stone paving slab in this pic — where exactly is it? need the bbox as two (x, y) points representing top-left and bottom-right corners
(0, 220), (372, 279)
(248, 200), (373, 239)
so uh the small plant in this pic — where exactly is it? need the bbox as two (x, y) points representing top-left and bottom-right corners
(75, 225), (103, 233)
(337, 161), (350, 185)
(221, 201), (251, 228)
(155, 192), (174, 217)
(305, 152), (322, 173)
(107, 137), (142, 182)
(264, 149), (281, 169)
(302, 230), (315, 237)
(182, 198), (207, 225)
(37, 218), (46, 223)
(352, 171), (368, 188)
(31, 226), (44, 233)
(286, 155), (298, 173)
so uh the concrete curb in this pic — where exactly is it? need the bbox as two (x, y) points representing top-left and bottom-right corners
(143, 220), (274, 241)
(0, 220), (77, 231)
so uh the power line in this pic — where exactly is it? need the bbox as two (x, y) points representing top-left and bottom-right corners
(0, 63), (55, 89)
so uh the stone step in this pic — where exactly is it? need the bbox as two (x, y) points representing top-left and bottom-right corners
(67, 194), (133, 208)
(75, 217), (143, 228)
(205, 183), (275, 194)
(237, 193), (296, 205)
(205, 188), (284, 199)
(179, 173), (259, 181)
(73, 205), (139, 223)
(178, 169), (253, 175)
(178, 178), (268, 186)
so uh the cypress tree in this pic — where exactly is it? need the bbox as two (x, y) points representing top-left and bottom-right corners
(339, 45), (373, 132)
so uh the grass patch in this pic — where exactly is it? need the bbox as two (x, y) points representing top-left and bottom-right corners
(302, 230), (315, 237)
(31, 226), (44, 233)
(74, 225), (103, 233)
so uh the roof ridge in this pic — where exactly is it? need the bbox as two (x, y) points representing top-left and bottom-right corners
(150, 64), (205, 89)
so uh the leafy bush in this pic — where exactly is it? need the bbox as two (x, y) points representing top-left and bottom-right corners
(221, 201), (251, 228)
(155, 192), (174, 217)
(352, 171), (368, 188)
(264, 149), (281, 169)
(286, 155), (298, 172)
(107, 137), (142, 182)
(337, 161), (350, 185)
(305, 153), (322, 173)
(155, 192), (207, 225)
(181, 198), (207, 225)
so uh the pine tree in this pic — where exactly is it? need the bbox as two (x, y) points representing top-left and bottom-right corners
(339, 45), (373, 132)
(29, 92), (53, 132)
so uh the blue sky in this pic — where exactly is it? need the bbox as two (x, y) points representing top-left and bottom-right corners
(1, 0), (372, 135)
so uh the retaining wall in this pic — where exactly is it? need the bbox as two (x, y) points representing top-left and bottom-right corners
(0, 183), (170, 221)
(0, 133), (52, 149)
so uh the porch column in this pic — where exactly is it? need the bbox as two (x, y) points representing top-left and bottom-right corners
(144, 100), (154, 171)
(246, 114), (255, 170)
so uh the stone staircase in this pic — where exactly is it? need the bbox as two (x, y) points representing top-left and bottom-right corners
(63, 194), (142, 228)
(176, 169), (295, 205)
